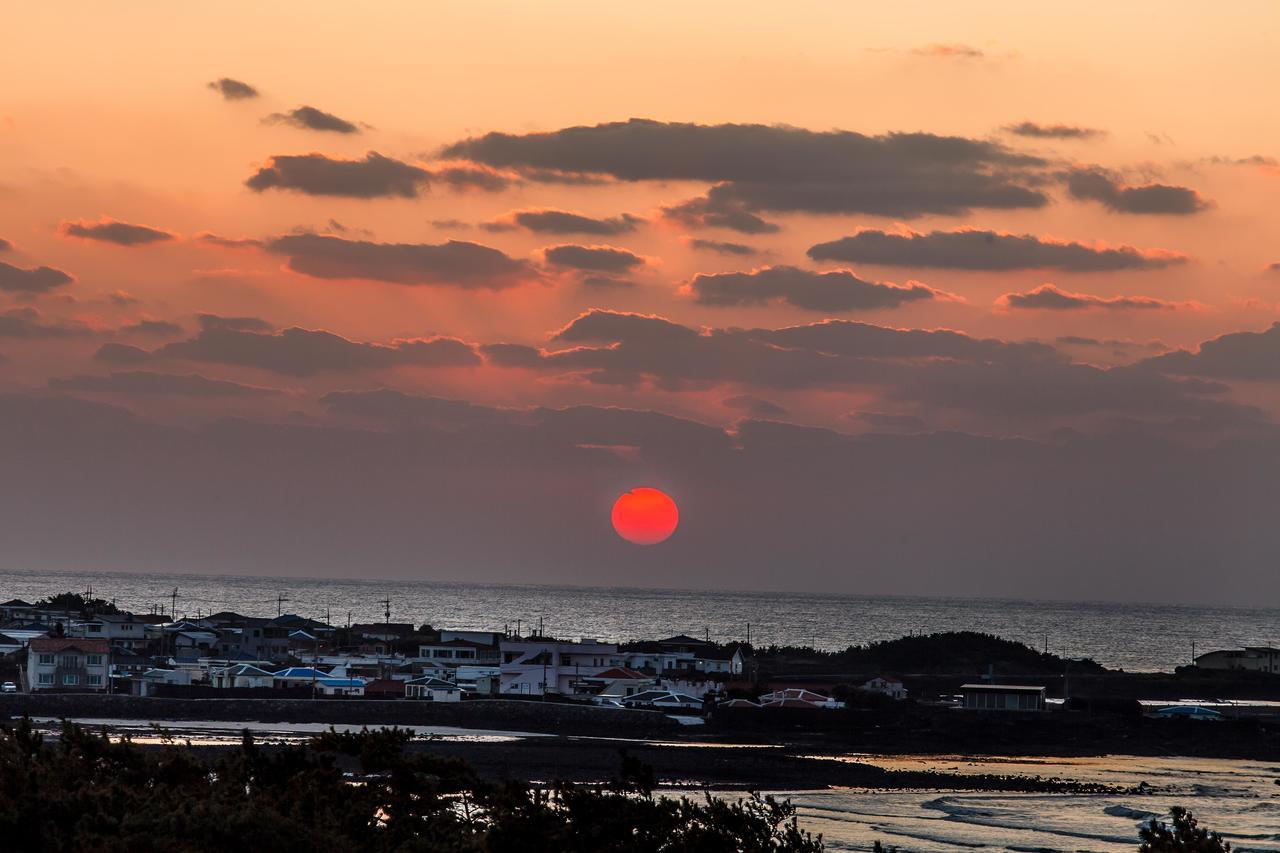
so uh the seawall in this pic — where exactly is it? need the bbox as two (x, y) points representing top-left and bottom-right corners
(0, 694), (680, 738)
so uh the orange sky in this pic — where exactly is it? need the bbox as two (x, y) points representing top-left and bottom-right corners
(3, 3), (1280, 596)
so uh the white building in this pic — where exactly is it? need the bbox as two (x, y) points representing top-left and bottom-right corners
(1195, 647), (1280, 673)
(27, 637), (111, 691)
(417, 638), (500, 668)
(405, 676), (463, 701)
(500, 638), (622, 695)
(210, 663), (276, 689)
(70, 613), (147, 650)
(862, 675), (908, 700)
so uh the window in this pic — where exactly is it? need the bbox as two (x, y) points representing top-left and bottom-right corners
(87, 675), (102, 686)
(37, 673), (52, 685)
(59, 655), (79, 669)
(86, 654), (103, 666)
(61, 674), (79, 686)
(37, 653), (53, 665)
(86, 624), (102, 633)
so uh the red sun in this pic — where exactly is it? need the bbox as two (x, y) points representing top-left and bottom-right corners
(611, 487), (679, 545)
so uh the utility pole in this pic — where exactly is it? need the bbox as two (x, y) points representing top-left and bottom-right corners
(170, 588), (180, 622)
(746, 623), (751, 646)
(276, 593), (289, 617)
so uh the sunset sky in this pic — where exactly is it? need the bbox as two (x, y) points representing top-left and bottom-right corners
(4, 3), (1280, 602)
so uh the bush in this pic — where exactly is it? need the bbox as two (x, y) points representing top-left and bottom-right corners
(0, 718), (823, 852)
(1139, 807), (1231, 851)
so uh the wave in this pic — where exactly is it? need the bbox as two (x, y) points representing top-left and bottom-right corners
(1103, 804), (1163, 820)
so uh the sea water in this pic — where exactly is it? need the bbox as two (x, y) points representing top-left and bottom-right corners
(764, 754), (1280, 851)
(2, 567), (1278, 672)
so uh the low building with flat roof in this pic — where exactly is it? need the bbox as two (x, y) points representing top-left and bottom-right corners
(961, 683), (1046, 712)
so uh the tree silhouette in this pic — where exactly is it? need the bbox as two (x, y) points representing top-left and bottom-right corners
(1139, 807), (1231, 852)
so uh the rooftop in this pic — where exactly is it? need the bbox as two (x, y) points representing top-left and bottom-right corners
(30, 637), (110, 654)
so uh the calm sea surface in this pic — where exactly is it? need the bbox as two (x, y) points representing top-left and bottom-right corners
(1, 568), (1276, 672)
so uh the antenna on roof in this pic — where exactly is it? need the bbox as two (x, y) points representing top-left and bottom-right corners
(275, 593), (289, 617)
(379, 597), (391, 625)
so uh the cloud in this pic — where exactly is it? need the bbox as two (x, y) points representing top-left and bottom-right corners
(158, 325), (482, 376)
(195, 232), (264, 249)
(208, 78), (259, 100)
(197, 313), (275, 333)
(542, 244), (645, 273)
(689, 239), (759, 257)
(911, 43), (985, 59)
(119, 319), (185, 336)
(0, 307), (90, 338)
(1064, 167), (1209, 214)
(479, 342), (545, 368)
(748, 319), (1058, 363)
(888, 360), (1247, 420)
(1056, 336), (1168, 352)
(0, 261), (74, 293)
(246, 152), (431, 198)
(676, 173), (1044, 222)
(998, 284), (1188, 311)
(59, 218), (177, 246)
(551, 310), (700, 344)
(1143, 323), (1280, 380)
(808, 228), (1187, 271)
(107, 291), (140, 307)
(499, 308), (1254, 424)
(661, 196), (780, 234)
(322, 389), (519, 427)
(5, 389), (1280, 601)
(265, 106), (360, 134)
(511, 308), (1060, 393)
(49, 371), (282, 397)
(580, 276), (636, 289)
(424, 162), (514, 192)
(266, 233), (537, 289)
(94, 343), (151, 364)
(1003, 121), (1104, 140)
(722, 394), (788, 416)
(852, 411), (928, 431)
(485, 209), (642, 235)
(687, 266), (945, 311)
(443, 118), (1050, 219)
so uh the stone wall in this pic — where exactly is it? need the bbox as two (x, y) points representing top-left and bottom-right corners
(0, 694), (679, 737)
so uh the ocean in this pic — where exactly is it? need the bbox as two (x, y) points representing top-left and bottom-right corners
(2, 568), (1278, 672)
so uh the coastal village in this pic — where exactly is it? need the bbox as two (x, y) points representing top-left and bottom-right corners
(0, 593), (833, 711)
(0, 592), (1273, 719)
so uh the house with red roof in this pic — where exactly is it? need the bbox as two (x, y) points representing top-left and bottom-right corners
(27, 637), (111, 692)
